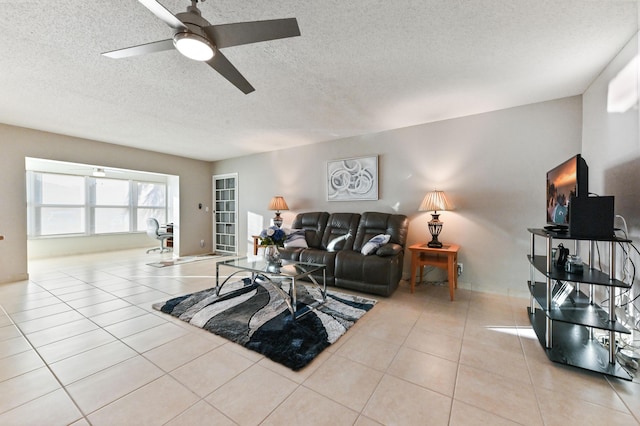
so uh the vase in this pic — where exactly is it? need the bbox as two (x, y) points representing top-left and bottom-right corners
(264, 245), (281, 265)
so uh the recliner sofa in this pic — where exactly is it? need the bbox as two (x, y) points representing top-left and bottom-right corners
(279, 211), (409, 296)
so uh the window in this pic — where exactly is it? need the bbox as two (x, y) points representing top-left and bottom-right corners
(94, 178), (131, 234)
(27, 172), (167, 238)
(33, 174), (86, 236)
(136, 182), (167, 232)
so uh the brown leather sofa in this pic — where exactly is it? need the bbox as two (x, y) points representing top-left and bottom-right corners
(279, 211), (409, 296)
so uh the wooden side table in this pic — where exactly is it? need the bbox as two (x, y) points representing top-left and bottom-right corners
(252, 235), (260, 255)
(409, 243), (460, 301)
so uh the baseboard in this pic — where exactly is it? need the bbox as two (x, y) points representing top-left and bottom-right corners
(0, 272), (29, 284)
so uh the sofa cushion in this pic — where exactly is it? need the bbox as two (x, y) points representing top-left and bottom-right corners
(298, 249), (337, 286)
(361, 234), (391, 255)
(335, 249), (403, 296)
(375, 243), (403, 257)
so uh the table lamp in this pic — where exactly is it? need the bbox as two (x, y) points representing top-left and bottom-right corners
(268, 196), (289, 228)
(419, 190), (452, 248)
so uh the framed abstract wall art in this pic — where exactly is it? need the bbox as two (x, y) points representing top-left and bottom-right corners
(326, 155), (378, 201)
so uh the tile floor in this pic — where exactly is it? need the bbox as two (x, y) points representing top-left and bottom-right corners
(0, 249), (638, 425)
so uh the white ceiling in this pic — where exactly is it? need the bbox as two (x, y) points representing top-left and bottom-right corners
(0, 1), (637, 161)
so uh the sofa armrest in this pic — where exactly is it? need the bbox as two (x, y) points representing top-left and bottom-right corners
(376, 243), (403, 257)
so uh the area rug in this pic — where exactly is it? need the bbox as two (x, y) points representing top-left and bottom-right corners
(147, 253), (227, 268)
(152, 279), (376, 370)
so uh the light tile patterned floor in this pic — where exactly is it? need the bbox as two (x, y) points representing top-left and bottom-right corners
(0, 249), (638, 425)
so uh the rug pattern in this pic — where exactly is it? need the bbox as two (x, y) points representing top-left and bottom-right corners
(152, 279), (376, 370)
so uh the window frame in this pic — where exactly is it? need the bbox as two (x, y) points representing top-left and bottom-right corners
(27, 171), (167, 238)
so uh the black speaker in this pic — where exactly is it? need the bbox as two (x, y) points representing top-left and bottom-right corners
(569, 196), (615, 238)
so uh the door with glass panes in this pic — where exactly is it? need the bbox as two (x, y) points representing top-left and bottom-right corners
(213, 173), (237, 254)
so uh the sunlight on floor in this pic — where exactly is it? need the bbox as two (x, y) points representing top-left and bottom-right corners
(487, 325), (537, 340)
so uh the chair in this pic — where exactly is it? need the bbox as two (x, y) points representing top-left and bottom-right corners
(146, 218), (172, 253)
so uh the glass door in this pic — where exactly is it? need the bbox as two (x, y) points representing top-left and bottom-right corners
(213, 173), (238, 254)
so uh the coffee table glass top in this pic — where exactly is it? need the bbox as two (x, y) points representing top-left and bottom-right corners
(217, 257), (325, 277)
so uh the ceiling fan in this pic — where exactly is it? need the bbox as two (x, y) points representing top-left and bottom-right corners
(102, 0), (301, 94)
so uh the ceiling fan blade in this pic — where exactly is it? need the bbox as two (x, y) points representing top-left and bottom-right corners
(102, 39), (174, 59)
(138, 0), (187, 30)
(205, 18), (300, 48)
(207, 50), (255, 94)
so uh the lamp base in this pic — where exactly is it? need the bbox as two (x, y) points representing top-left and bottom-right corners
(427, 213), (443, 248)
(273, 212), (283, 228)
(427, 238), (443, 248)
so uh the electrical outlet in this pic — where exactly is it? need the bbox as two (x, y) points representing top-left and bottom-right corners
(457, 263), (463, 276)
(200, 239), (205, 248)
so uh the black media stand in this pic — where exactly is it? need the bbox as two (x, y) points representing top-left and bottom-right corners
(526, 228), (632, 380)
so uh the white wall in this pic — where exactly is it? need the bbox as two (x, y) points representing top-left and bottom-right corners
(583, 32), (640, 235)
(27, 234), (155, 260)
(0, 124), (213, 283)
(582, 31), (640, 313)
(211, 97), (583, 296)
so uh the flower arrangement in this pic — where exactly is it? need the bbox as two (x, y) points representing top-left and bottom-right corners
(259, 226), (286, 247)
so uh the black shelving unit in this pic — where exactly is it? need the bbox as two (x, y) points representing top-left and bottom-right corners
(527, 228), (632, 380)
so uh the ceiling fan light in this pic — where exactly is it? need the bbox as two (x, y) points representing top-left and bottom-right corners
(173, 32), (214, 61)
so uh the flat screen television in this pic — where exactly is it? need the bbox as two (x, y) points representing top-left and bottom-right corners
(546, 154), (588, 230)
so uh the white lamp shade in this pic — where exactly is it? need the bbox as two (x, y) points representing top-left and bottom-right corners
(419, 190), (451, 213)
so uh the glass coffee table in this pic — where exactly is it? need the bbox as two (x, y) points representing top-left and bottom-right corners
(215, 257), (327, 320)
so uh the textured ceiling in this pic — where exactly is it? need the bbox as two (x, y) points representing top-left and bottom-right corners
(0, 1), (637, 161)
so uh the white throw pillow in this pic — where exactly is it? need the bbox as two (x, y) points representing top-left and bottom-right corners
(327, 231), (352, 252)
(361, 234), (391, 255)
(284, 229), (308, 248)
